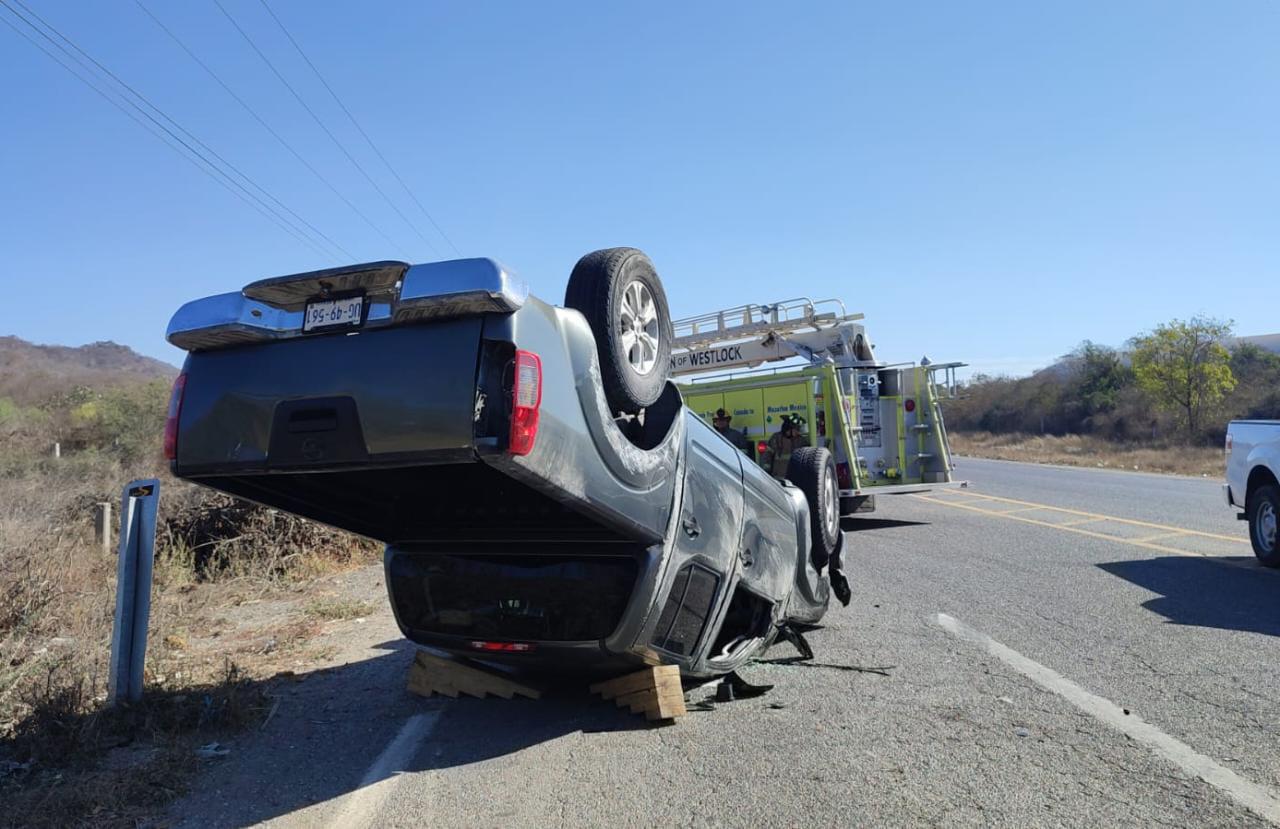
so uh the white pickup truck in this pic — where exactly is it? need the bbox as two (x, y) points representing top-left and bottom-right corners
(1226, 420), (1280, 565)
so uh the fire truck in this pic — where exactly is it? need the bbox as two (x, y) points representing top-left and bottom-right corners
(671, 298), (965, 515)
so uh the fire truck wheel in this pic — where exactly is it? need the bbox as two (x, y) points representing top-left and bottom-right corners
(565, 247), (672, 414)
(787, 446), (841, 568)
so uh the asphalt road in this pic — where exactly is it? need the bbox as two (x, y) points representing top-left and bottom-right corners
(168, 457), (1279, 828)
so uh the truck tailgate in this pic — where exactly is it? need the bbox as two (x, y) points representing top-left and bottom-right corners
(176, 319), (483, 474)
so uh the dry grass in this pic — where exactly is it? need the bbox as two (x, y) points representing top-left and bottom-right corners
(1, 661), (270, 829)
(159, 488), (379, 582)
(0, 446), (381, 827)
(949, 431), (1227, 478)
(304, 597), (375, 622)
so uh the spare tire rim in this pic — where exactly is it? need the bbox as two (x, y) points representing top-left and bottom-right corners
(619, 280), (660, 376)
(824, 472), (839, 541)
(1260, 502), (1277, 552)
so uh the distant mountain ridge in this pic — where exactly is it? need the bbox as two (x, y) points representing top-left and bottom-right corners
(0, 335), (177, 405)
(1236, 333), (1280, 354)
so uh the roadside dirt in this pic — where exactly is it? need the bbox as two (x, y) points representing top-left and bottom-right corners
(162, 564), (420, 827)
(163, 565), (388, 682)
(1, 563), (391, 829)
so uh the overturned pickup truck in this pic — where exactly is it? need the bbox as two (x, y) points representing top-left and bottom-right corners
(165, 248), (846, 679)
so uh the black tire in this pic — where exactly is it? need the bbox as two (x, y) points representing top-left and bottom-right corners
(565, 248), (672, 414)
(787, 446), (841, 568)
(1247, 484), (1280, 567)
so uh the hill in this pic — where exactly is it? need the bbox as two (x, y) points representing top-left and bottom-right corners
(0, 335), (177, 405)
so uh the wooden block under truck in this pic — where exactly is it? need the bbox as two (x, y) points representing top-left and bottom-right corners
(671, 298), (966, 516)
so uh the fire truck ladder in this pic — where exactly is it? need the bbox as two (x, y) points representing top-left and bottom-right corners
(672, 298), (862, 351)
(909, 363), (964, 476)
(910, 367), (937, 478)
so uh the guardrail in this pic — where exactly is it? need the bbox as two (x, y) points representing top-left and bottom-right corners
(107, 479), (160, 705)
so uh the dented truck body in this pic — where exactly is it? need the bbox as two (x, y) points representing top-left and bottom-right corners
(167, 257), (831, 679)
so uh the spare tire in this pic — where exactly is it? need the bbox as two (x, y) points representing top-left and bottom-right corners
(565, 248), (672, 414)
(787, 446), (841, 569)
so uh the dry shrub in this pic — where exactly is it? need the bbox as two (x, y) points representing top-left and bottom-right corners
(0, 560), (59, 635)
(2, 469), (377, 742)
(1, 444), (380, 826)
(158, 489), (380, 581)
(0, 361), (386, 824)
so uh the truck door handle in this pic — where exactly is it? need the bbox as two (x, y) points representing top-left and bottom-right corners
(682, 514), (701, 538)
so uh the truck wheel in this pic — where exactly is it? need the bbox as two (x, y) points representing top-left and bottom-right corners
(565, 248), (672, 414)
(1248, 484), (1280, 567)
(787, 446), (841, 568)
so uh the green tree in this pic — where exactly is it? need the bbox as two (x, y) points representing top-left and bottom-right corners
(1079, 342), (1129, 414)
(1226, 342), (1280, 421)
(1130, 317), (1236, 440)
(94, 381), (171, 462)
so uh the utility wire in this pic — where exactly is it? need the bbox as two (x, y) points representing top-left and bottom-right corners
(214, 0), (438, 258)
(9, 0), (349, 260)
(136, 0), (409, 263)
(0, 1), (332, 259)
(258, 0), (461, 256)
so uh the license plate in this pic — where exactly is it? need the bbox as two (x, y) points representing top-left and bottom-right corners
(303, 296), (364, 332)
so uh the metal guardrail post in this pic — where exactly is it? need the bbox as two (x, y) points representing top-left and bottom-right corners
(93, 501), (112, 553)
(107, 479), (160, 706)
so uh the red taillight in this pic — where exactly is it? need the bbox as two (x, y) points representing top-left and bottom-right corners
(904, 399), (916, 413)
(163, 373), (187, 461)
(509, 350), (542, 456)
(469, 641), (535, 653)
(1226, 434), (1233, 453)
(836, 462), (852, 489)
(757, 441), (768, 455)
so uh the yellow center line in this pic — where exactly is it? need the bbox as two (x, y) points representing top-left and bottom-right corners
(914, 495), (1264, 572)
(938, 490), (1249, 545)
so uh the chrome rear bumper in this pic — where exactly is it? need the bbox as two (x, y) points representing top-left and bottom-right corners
(167, 258), (527, 352)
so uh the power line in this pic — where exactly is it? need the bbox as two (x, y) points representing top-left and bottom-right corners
(136, 0), (410, 262)
(8, 0), (350, 261)
(214, 0), (440, 258)
(0, 1), (333, 259)
(0, 10), (295, 247)
(258, 0), (462, 256)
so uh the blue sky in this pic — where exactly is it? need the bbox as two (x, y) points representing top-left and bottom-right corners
(2, 1), (1276, 376)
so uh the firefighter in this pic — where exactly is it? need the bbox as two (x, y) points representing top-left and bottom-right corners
(712, 408), (753, 459)
(760, 414), (807, 478)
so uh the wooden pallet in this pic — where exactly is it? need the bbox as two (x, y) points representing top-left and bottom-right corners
(590, 665), (687, 722)
(406, 651), (541, 700)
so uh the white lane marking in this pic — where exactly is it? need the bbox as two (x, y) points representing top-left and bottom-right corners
(327, 710), (442, 829)
(936, 613), (1280, 825)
